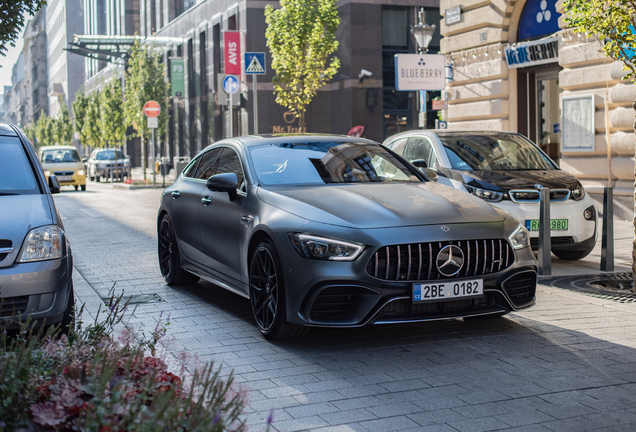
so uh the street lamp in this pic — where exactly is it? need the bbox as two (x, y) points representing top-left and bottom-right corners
(410, 8), (436, 54)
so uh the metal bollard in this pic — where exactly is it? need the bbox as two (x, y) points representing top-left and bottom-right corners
(601, 187), (614, 271)
(538, 186), (551, 275)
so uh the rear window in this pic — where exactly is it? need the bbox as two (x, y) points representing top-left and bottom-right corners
(0, 136), (40, 195)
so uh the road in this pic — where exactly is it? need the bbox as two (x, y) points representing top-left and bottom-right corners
(53, 182), (636, 432)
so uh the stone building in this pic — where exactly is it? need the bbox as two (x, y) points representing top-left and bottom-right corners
(23, 8), (49, 124)
(439, 0), (635, 217)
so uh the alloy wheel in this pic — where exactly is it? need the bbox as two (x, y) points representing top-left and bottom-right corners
(158, 219), (173, 278)
(250, 246), (279, 331)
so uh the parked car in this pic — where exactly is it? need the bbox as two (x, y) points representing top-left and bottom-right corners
(40, 145), (87, 191)
(157, 134), (537, 339)
(87, 149), (130, 182)
(382, 130), (597, 260)
(0, 123), (74, 328)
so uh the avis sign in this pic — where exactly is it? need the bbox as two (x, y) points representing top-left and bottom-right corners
(224, 31), (241, 76)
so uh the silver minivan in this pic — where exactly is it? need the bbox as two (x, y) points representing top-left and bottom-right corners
(0, 123), (74, 328)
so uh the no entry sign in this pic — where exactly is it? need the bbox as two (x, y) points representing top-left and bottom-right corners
(143, 100), (161, 117)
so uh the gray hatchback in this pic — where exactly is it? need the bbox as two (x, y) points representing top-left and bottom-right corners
(0, 123), (74, 328)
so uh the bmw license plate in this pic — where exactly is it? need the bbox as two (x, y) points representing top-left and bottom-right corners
(525, 219), (568, 231)
(413, 278), (483, 303)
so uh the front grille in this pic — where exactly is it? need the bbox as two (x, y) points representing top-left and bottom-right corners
(53, 171), (74, 176)
(366, 239), (514, 281)
(502, 271), (536, 307)
(378, 295), (495, 319)
(509, 189), (570, 202)
(0, 296), (29, 318)
(309, 287), (358, 320)
(0, 239), (12, 262)
(530, 237), (573, 249)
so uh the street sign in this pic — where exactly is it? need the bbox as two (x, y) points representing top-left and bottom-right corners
(432, 100), (447, 110)
(394, 54), (446, 91)
(147, 117), (158, 128)
(437, 120), (448, 129)
(224, 31), (242, 76)
(170, 58), (185, 97)
(222, 75), (239, 94)
(143, 100), (161, 117)
(245, 52), (266, 74)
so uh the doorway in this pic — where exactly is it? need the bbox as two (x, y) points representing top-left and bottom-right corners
(517, 66), (562, 163)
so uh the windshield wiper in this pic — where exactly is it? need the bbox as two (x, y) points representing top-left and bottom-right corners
(0, 192), (19, 196)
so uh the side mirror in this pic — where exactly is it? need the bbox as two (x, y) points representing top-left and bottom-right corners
(411, 159), (428, 168)
(49, 174), (61, 194)
(420, 167), (438, 182)
(206, 172), (238, 200)
(82, 157), (88, 163)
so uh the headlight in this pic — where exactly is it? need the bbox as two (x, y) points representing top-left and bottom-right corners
(77, 169), (85, 176)
(571, 184), (585, 200)
(288, 233), (365, 261)
(44, 170), (51, 176)
(18, 225), (64, 262)
(508, 224), (530, 250)
(465, 185), (503, 202)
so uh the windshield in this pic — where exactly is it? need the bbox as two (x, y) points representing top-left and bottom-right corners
(1, 136), (40, 195)
(249, 141), (421, 185)
(95, 150), (124, 160)
(41, 148), (81, 164)
(437, 133), (556, 171)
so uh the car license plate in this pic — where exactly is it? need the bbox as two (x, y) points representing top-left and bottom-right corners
(57, 175), (72, 182)
(525, 219), (568, 231)
(413, 278), (483, 303)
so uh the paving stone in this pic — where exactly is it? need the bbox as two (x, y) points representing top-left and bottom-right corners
(319, 408), (376, 425)
(358, 415), (420, 432)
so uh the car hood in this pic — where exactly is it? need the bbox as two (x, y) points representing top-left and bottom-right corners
(257, 182), (505, 229)
(42, 162), (83, 172)
(0, 195), (54, 267)
(451, 169), (580, 192)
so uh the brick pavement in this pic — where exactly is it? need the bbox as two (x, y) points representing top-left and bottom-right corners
(55, 183), (636, 432)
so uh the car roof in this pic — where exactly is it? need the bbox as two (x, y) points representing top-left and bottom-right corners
(386, 130), (523, 138)
(233, 133), (379, 147)
(40, 145), (78, 151)
(0, 123), (18, 136)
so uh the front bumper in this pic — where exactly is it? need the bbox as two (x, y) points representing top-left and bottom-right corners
(0, 256), (73, 326)
(273, 227), (537, 328)
(95, 165), (128, 178)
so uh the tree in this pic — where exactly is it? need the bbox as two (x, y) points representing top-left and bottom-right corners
(264, 0), (341, 132)
(0, 0), (46, 57)
(35, 111), (53, 147)
(99, 79), (125, 147)
(124, 40), (170, 178)
(54, 99), (73, 146)
(563, 0), (636, 291)
(22, 122), (36, 147)
(83, 91), (103, 149)
(73, 88), (90, 146)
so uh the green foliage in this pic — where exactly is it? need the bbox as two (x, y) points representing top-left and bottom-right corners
(72, 89), (90, 145)
(83, 91), (103, 149)
(53, 100), (74, 146)
(0, 0), (46, 57)
(35, 110), (54, 147)
(265, 0), (341, 132)
(99, 79), (126, 147)
(563, 0), (636, 81)
(22, 122), (37, 146)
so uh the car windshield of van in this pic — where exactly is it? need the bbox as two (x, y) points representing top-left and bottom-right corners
(95, 150), (124, 160)
(1, 136), (39, 195)
(437, 133), (556, 171)
(41, 148), (81, 164)
(249, 141), (421, 185)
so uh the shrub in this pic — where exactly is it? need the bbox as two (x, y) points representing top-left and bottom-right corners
(0, 292), (249, 431)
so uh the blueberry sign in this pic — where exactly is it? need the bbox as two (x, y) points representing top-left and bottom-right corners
(505, 37), (558, 69)
(518, 0), (560, 40)
(222, 75), (239, 94)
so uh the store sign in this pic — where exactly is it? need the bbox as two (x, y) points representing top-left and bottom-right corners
(394, 54), (446, 91)
(445, 6), (462, 25)
(170, 58), (185, 97)
(504, 37), (558, 69)
(224, 31), (241, 76)
(432, 100), (447, 110)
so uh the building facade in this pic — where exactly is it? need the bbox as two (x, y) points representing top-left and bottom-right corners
(439, 0), (634, 217)
(135, 0), (440, 168)
(5, 54), (27, 126)
(46, 0), (85, 117)
(23, 8), (49, 124)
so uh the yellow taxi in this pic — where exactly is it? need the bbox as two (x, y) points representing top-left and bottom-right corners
(40, 145), (87, 191)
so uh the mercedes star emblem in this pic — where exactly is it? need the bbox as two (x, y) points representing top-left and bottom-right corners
(441, 226), (450, 232)
(436, 245), (465, 277)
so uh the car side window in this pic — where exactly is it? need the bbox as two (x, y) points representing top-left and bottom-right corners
(215, 148), (245, 192)
(387, 138), (407, 155)
(193, 149), (222, 180)
(404, 137), (439, 170)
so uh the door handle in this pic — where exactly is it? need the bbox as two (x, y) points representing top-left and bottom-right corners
(201, 196), (212, 206)
(171, 191), (180, 199)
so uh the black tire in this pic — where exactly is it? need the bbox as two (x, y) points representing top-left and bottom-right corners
(158, 214), (199, 285)
(60, 284), (75, 334)
(74, 185), (79, 191)
(553, 247), (594, 261)
(81, 184), (86, 191)
(89, 175), (95, 181)
(249, 240), (308, 340)
(95, 175), (101, 183)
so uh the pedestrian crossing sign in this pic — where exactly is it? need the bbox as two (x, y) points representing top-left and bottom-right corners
(244, 52), (266, 75)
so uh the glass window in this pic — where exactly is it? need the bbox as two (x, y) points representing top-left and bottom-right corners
(41, 147), (81, 163)
(437, 132), (557, 171)
(0, 136), (40, 195)
(214, 148), (244, 189)
(249, 141), (421, 186)
(93, 150), (123, 161)
(404, 137), (439, 169)
(382, 9), (408, 48)
(194, 148), (222, 180)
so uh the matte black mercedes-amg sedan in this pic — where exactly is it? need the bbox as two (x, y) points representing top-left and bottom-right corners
(157, 134), (537, 339)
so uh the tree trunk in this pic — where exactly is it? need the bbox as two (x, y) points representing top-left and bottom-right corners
(141, 132), (147, 181)
(300, 110), (306, 133)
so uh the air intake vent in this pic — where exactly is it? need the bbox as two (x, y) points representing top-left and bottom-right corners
(309, 287), (358, 320)
(502, 271), (536, 307)
(366, 239), (514, 281)
(0, 295), (29, 318)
